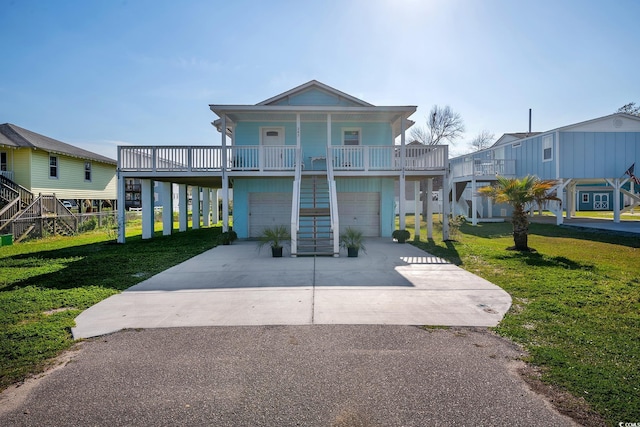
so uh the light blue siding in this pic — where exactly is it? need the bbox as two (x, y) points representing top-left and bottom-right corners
(232, 178), (293, 238)
(560, 132), (640, 178)
(272, 88), (361, 107)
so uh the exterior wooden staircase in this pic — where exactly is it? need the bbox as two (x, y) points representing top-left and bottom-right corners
(295, 175), (335, 256)
(0, 175), (76, 241)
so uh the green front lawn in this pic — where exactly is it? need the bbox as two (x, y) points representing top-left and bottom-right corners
(401, 215), (639, 425)
(0, 226), (221, 391)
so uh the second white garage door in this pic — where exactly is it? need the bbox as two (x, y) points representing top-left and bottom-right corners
(337, 192), (380, 237)
(248, 192), (292, 237)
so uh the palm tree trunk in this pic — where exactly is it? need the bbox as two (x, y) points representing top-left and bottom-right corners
(511, 204), (529, 250)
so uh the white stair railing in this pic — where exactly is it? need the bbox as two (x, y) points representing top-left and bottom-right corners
(290, 148), (303, 256)
(326, 147), (340, 256)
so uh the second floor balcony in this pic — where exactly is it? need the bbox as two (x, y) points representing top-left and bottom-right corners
(118, 145), (448, 176)
(451, 159), (516, 180)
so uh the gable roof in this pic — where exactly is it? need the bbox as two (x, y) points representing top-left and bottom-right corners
(0, 124), (116, 165)
(257, 80), (373, 107)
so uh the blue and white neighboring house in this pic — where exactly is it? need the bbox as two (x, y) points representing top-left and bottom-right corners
(449, 113), (640, 224)
(116, 81), (449, 254)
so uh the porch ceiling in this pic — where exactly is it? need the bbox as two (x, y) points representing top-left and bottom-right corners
(210, 105), (416, 136)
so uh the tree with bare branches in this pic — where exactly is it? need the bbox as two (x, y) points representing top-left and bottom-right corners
(409, 105), (465, 218)
(617, 102), (640, 116)
(471, 130), (495, 151)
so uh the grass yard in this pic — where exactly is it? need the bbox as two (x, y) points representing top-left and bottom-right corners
(0, 226), (221, 391)
(401, 215), (640, 425)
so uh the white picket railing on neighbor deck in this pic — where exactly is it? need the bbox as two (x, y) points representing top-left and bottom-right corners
(451, 159), (516, 178)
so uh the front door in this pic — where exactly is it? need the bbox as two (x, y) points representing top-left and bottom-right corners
(593, 193), (609, 210)
(261, 127), (285, 169)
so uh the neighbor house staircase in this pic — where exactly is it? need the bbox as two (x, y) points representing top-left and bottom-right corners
(0, 175), (76, 241)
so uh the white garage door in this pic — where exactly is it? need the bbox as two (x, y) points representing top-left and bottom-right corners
(249, 192), (292, 237)
(337, 192), (380, 237)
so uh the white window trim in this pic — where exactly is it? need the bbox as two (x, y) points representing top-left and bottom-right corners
(542, 135), (553, 162)
(342, 127), (362, 145)
(259, 126), (285, 145)
(49, 155), (59, 179)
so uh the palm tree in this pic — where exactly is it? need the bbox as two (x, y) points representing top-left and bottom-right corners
(478, 175), (558, 251)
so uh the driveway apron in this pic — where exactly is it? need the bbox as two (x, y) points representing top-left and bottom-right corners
(72, 239), (512, 339)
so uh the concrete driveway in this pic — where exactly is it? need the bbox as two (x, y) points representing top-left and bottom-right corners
(72, 239), (512, 339)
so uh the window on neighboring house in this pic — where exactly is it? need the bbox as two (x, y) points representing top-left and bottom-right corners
(542, 135), (553, 162)
(343, 129), (360, 145)
(84, 161), (92, 181)
(582, 193), (589, 203)
(0, 152), (7, 171)
(49, 155), (58, 178)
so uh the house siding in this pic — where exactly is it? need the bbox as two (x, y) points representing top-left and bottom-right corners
(271, 88), (360, 107)
(561, 132), (640, 179)
(12, 148), (31, 189)
(30, 150), (116, 199)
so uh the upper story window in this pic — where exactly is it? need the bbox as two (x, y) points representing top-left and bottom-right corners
(49, 155), (58, 178)
(343, 129), (360, 145)
(84, 161), (92, 181)
(0, 152), (7, 171)
(542, 135), (553, 162)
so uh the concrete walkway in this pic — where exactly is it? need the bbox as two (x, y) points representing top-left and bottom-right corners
(72, 239), (512, 339)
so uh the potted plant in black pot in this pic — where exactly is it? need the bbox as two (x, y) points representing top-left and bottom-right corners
(392, 229), (411, 243)
(257, 225), (290, 257)
(340, 227), (366, 257)
(217, 230), (238, 245)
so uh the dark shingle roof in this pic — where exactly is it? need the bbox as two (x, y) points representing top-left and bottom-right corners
(0, 123), (116, 165)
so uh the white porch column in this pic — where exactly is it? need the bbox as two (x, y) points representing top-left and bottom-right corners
(471, 177), (478, 226)
(413, 181), (421, 239)
(202, 188), (211, 227)
(192, 187), (201, 230)
(178, 184), (188, 232)
(213, 189), (220, 224)
(487, 197), (493, 219)
(451, 180), (457, 217)
(221, 115), (229, 232)
(117, 171), (126, 243)
(141, 179), (154, 239)
(399, 117), (406, 231)
(160, 182), (173, 235)
(426, 178), (433, 239)
(442, 170), (450, 240)
(610, 178), (622, 223)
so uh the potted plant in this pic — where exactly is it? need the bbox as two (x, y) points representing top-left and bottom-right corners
(340, 227), (366, 257)
(257, 225), (290, 257)
(392, 229), (411, 243)
(217, 230), (238, 245)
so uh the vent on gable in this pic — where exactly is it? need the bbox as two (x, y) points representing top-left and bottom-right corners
(613, 118), (623, 128)
(512, 142), (521, 148)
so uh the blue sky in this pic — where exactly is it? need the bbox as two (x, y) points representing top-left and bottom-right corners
(1, 0), (639, 159)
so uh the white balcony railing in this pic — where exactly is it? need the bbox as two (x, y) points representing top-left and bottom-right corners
(451, 159), (516, 179)
(119, 145), (448, 173)
(0, 171), (14, 181)
(331, 145), (447, 171)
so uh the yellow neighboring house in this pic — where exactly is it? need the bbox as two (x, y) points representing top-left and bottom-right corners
(0, 123), (117, 240)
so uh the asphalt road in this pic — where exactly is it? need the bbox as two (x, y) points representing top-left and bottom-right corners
(0, 325), (576, 426)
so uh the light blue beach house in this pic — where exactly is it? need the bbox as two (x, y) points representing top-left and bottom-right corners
(449, 113), (640, 224)
(116, 81), (449, 254)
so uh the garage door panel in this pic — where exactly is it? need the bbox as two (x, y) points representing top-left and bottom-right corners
(249, 193), (292, 237)
(337, 192), (380, 237)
